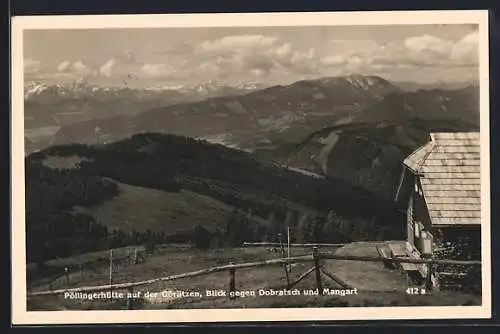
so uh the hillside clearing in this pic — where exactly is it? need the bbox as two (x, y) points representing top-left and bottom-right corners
(41, 154), (93, 169)
(74, 180), (265, 233)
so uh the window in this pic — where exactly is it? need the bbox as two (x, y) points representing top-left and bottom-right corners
(414, 222), (420, 238)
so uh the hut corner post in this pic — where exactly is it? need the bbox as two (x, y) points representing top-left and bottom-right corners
(425, 263), (434, 291)
(312, 247), (323, 292)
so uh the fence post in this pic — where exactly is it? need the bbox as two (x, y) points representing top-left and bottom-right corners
(425, 263), (433, 291)
(109, 249), (114, 286)
(229, 262), (236, 299)
(287, 226), (291, 273)
(312, 247), (323, 292)
(127, 249), (131, 266)
(127, 287), (134, 310)
(278, 233), (290, 286)
(64, 267), (69, 285)
(134, 248), (138, 265)
(79, 264), (84, 280)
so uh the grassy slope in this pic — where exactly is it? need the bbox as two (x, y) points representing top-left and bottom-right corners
(265, 118), (479, 200)
(28, 244), (481, 311)
(76, 180), (273, 233)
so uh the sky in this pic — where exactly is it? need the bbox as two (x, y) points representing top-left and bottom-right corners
(23, 24), (479, 88)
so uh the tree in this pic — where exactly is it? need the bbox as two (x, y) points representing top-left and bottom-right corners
(310, 215), (324, 243)
(225, 209), (250, 247)
(211, 228), (225, 248)
(267, 211), (280, 238)
(284, 210), (296, 229)
(144, 229), (157, 253)
(323, 210), (337, 243)
(191, 224), (211, 250)
(296, 212), (311, 243)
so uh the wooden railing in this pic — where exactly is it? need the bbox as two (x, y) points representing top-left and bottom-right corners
(27, 246), (482, 310)
(28, 247), (153, 292)
(243, 242), (345, 248)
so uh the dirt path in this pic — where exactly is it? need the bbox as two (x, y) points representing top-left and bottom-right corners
(322, 241), (408, 292)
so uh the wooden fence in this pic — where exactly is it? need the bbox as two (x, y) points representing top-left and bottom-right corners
(27, 247), (481, 310)
(243, 242), (345, 248)
(28, 246), (154, 292)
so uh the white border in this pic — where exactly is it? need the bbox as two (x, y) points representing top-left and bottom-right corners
(11, 10), (491, 325)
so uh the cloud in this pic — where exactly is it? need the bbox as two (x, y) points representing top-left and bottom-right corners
(24, 58), (41, 74)
(25, 31), (479, 86)
(404, 34), (453, 54)
(99, 59), (116, 77)
(98, 48), (146, 79)
(450, 32), (478, 65)
(140, 63), (176, 77)
(57, 60), (96, 77)
(199, 34), (279, 53)
(321, 55), (347, 67)
(57, 60), (71, 72)
(320, 31), (479, 76)
(192, 34), (323, 78)
(72, 61), (92, 74)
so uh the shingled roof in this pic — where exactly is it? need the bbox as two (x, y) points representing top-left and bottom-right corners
(402, 132), (480, 226)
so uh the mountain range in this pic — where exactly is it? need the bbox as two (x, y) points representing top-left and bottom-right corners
(393, 80), (478, 92)
(24, 78), (266, 145)
(23, 74), (480, 264)
(24, 74), (479, 199)
(47, 75), (478, 147)
(24, 77), (265, 101)
(38, 75), (398, 147)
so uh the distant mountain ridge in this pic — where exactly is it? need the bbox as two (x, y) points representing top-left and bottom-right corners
(24, 78), (267, 144)
(245, 81), (479, 200)
(49, 74), (403, 149)
(26, 74), (480, 203)
(24, 78), (266, 102)
(393, 80), (478, 92)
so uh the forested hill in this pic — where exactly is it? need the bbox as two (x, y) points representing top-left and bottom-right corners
(26, 133), (403, 264)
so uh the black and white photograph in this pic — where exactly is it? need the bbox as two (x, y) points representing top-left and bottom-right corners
(11, 10), (491, 324)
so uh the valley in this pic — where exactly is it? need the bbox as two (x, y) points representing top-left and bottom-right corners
(24, 74), (479, 288)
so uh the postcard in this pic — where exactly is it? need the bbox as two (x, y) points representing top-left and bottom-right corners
(11, 10), (491, 324)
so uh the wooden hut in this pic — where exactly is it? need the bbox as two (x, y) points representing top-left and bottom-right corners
(394, 132), (481, 289)
(395, 132), (481, 257)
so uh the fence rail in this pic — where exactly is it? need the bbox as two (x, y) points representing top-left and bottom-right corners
(28, 254), (313, 297)
(27, 248), (481, 303)
(28, 247), (152, 292)
(243, 242), (345, 248)
(319, 253), (482, 266)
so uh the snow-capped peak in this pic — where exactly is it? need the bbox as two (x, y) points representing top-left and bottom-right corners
(344, 74), (382, 90)
(145, 84), (186, 91)
(24, 81), (50, 99)
(24, 78), (104, 100)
